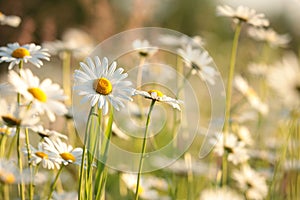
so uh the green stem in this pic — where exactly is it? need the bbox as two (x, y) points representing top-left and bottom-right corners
(24, 128), (34, 200)
(62, 50), (72, 106)
(222, 22), (242, 186)
(135, 100), (156, 200)
(47, 166), (64, 200)
(16, 126), (25, 200)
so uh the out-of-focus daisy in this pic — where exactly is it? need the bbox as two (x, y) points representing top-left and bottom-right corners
(248, 27), (290, 48)
(0, 125), (16, 137)
(8, 68), (68, 122)
(248, 62), (269, 77)
(52, 191), (78, 200)
(217, 5), (269, 27)
(0, 159), (30, 184)
(234, 75), (268, 115)
(74, 56), (134, 115)
(0, 99), (39, 127)
(24, 142), (61, 170)
(267, 53), (300, 109)
(0, 43), (50, 70)
(43, 28), (94, 58)
(132, 39), (158, 57)
(0, 12), (21, 27)
(178, 45), (217, 85)
(30, 125), (68, 140)
(233, 164), (268, 200)
(159, 34), (205, 47)
(235, 125), (254, 146)
(43, 137), (83, 166)
(211, 132), (249, 165)
(200, 187), (244, 200)
(121, 173), (170, 200)
(134, 89), (182, 110)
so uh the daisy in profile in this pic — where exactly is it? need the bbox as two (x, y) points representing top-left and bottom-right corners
(134, 89), (182, 110)
(248, 27), (290, 48)
(233, 164), (268, 200)
(200, 187), (244, 200)
(178, 45), (217, 85)
(30, 125), (68, 140)
(217, 5), (269, 27)
(24, 142), (61, 170)
(8, 68), (68, 122)
(0, 11), (21, 27)
(132, 39), (158, 57)
(234, 75), (269, 115)
(43, 137), (83, 166)
(0, 43), (50, 70)
(74, 56), (134, 115)
(267, 53), (300, 109)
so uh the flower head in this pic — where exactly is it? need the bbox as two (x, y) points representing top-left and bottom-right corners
(0, 12), (21, 27)
(217, 5), (269, 27)
(30, 125), (68, 140)
(178, 45), (217, 85)
(132, 39), (158, 57)
(8, 69), (68, 122)
(0, 43), (50, 69)
(200, 187), (244, 200)
(74, 56), (134, 115)
(134, 89), (182, 110)
(0, 159), (31, 184)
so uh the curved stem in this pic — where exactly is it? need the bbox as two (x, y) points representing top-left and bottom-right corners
(222, 22), (242, 186)
(135, 100), (156, 200)
(47, 166), (64, 200)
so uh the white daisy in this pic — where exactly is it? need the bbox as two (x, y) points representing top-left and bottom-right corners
(248, 62), (269, 77)
(30, 125), (68, 140)
(0, 12), (21, 27)
(0, 158), (31, 184)
(200, 187), (244, 200)
(134, 89), (182, 111)
(178, 45), (217, 85)
(267, 53), (300, 109)
(234, 75), (269, 115)
(43, 137), (83, 166)
(235, 125), (254, 146)
(233, 165), (268, 200)
(132, 39), (158, 57)
(0, 125), (16, 137)
(0, 42), (50, 70)
(159, 34), (205, 47)
(217, 5), (269, 27)
(0, 99), (39, 127)
(24, 142), (61, 170)
(8, 68), (68, 122)
(74, 56), (134, 115)
(248, 27), (290, 48)
(211, 133), (249, 165)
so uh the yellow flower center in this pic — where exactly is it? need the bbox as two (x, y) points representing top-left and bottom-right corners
(148, 89), (163, 97)
(133, 183), (144, 195)
(1, 115), (21, 126)
(60, 152), (76, 162)
(35, 151), (48, 159)
(11, 47), (30, 58)
(0, 171), (16, 184)
(28, 88), (47, 102)
(93, 78), (112, 95)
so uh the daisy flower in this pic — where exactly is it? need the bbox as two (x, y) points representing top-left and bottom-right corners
(8, 68), (68, 122)
(234, 75), (269, 115)
(159, 34), (205, 47)
(24, 142), (61, 170)
(248, 27), (290, 48)
(235, 125), (254, 146)
(0, 99), (39, 127)
(0, 159), (31, 184)
(0, 42), (50, 70)
(0, 125), (16, 137)
(0, 11), (21, 27)
(217, 5), (269, 27)
(30, 125), (68, 140)
(132, 39), (158, 57)
(248, 62), (269, 77)
(200, 187), (244, 200)
(74, 56), (134, 115)
(43, 137), (83, 166)
(267, 53), (300, 109)
(233, 165), (268, 200)
(178, 45), (217, 85)
(134, 89), (182, 110)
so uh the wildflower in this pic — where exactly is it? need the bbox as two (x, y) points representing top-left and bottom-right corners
(178, 45), (217, 85)
(24, 143), (61, 170)
(30, 125), (68, 140)
(43, 137), (83, 166)
(217, 5), (269, 27)
(0, 12), (21, 27)
(0, 125), (16, 137)
(134, 89), (182, 110)
(0, 42), (50, 70)
(248, 62), (269, 77)
(233, 164), (268, 200)
(248, 27), (290, 48)
(159, 34), (205, 47)
(234, 75), (268, 115)
(74, 56), (134, 115)
(267, 53), (300, 109)
(200, 187), (244, 200)
(235, 125), (254, 146)
(0, 159), (30, 184)
(132, 39), (158, 57)
(8, 68), (68, 122)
